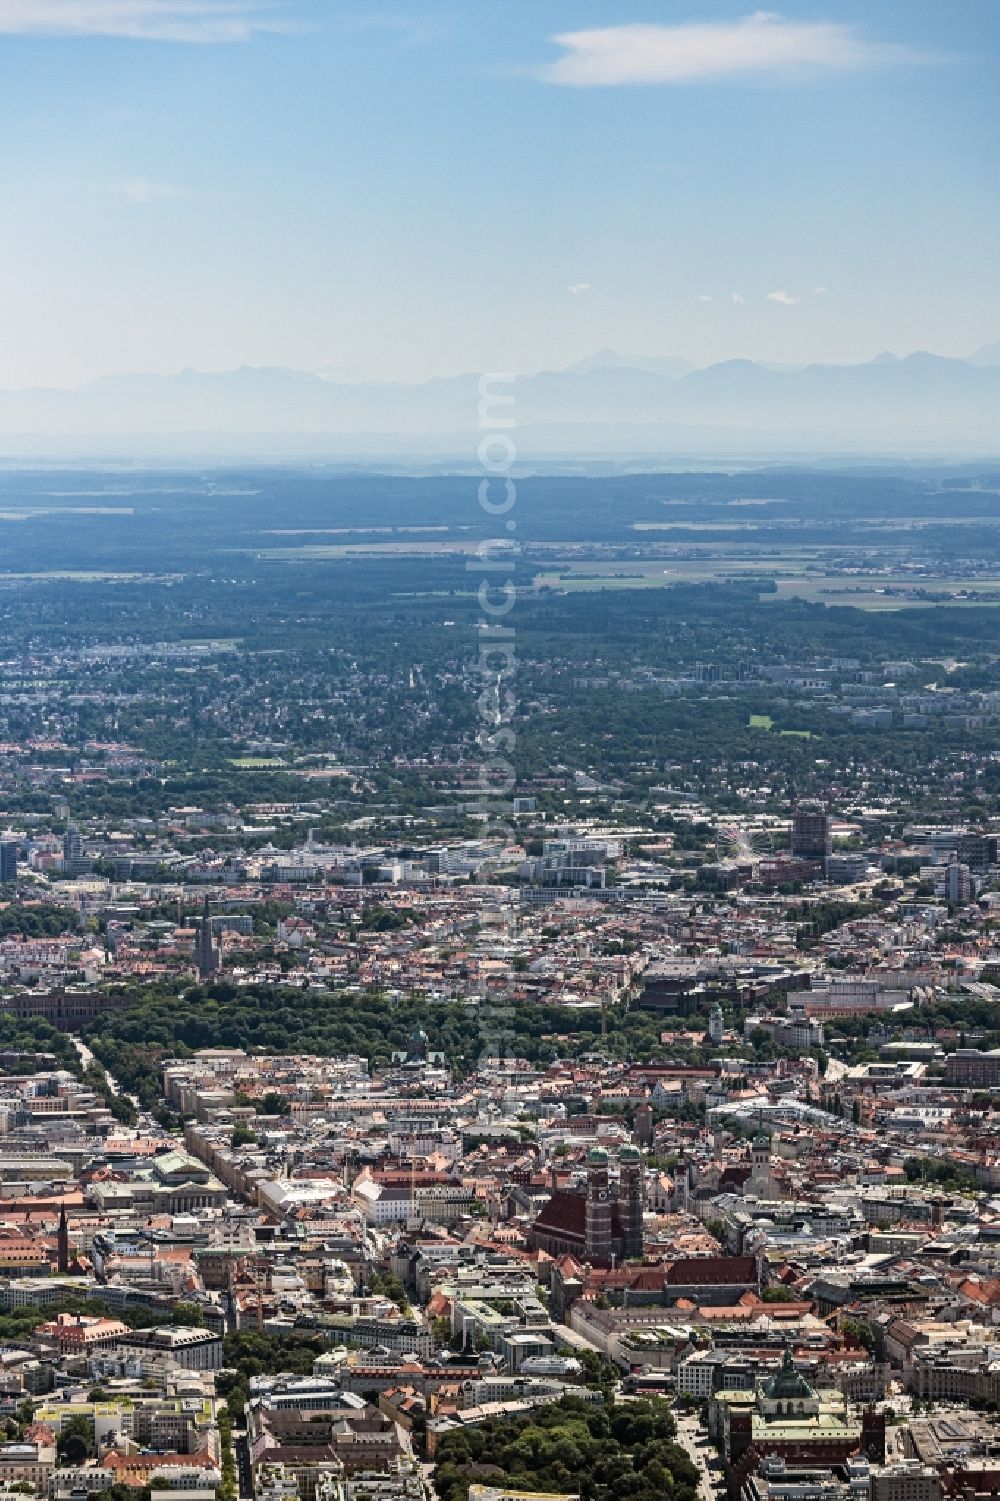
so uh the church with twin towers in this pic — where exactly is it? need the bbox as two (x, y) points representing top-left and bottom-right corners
(528, 1145), (645, 1266)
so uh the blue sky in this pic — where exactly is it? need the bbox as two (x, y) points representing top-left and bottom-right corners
(0, 0), (997, 386)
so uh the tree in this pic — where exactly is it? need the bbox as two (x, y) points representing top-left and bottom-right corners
(843, 1317), (874, 1354)
(433, 1394), (690, 1501)
(92, 1486), (139, 1501)
(57, 1415), (95, 1465)
(171, 1302), (206, 1328)
(225, 1384), (249, 1427)
(369, 1270), (411, 1313)
(256, 1092), (291, 1117)
(432, 1316), (451, 1346)
(218, 1414), (238, 1501)
(222, 1330), (325, 1380)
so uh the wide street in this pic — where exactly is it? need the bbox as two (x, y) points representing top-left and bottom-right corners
(673, 1406), (724, 1501)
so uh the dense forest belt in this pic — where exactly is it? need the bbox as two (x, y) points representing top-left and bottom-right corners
(80, 983), (699, 1110)
(67, 965), (1000, 1123)
(2, 467), (1000, 571)
(0, 1012), (81, 1073)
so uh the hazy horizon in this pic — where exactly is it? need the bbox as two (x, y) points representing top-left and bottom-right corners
(2, 339), (1000, 394)
(0, 0), (997, 395)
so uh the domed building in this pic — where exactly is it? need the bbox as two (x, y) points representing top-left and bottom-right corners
(759, 1346), (821, 1420)
(724, 1345), (884, 1474)
(390, 1026), (444, 1068)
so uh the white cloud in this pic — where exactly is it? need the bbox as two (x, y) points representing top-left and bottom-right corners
(814, 285), (829, 295)
(0, 1), (292, 43)
(568, 282), (591, 295)
(697, 293), (714, 303)
(112, 176), (188, 202)
(538, 12), (916, 87)
(731, 291), (745, 305)
(766, 289), (799, 305)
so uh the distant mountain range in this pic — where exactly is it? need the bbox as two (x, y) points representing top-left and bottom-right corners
(968, 339), (1000, 368)
(1, 344), (998, 458)
(564, 349), (697, 378)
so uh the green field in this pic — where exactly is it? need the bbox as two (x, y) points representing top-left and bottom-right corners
(0, 571), (147, 582)
(255, 540), (481, 560)
(748, 714), (811, 738)
(236, 524), (1000, 615)
(532, 552), (1000, 611)
(765, 574), (1000, 610)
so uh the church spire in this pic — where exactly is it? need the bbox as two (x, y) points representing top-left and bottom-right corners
(195, 896), (220, 979)
(57, 1204), (69, 1274)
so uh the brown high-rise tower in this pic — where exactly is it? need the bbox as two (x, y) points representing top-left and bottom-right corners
(791, 803), (832, 859)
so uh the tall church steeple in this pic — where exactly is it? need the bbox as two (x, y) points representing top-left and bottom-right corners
(618, 1145), (644, 1260)
(195, 896), (220, 979)
(57, 1205), (69, 1274)
(584, 1147), (613, 1264)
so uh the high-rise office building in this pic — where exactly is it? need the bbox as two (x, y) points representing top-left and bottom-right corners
(62, 824), (92, 877)
(791, 804), (832, 859)
(0, 842), (17, 884)
(957, 832), (995, 875)
(944, 860), (972, 905)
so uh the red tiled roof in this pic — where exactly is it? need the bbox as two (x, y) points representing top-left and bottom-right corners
(531, 1191), (586, 1239)
(104, 1451), (217, 1473)
(664, 1255), (757, 1286)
